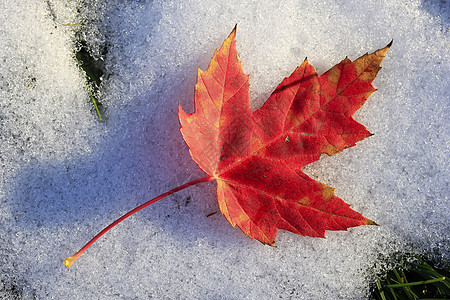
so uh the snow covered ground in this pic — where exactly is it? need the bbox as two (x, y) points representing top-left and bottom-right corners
(0, 0), (448, 298)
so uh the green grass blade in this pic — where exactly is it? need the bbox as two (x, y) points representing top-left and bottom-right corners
(88, 86), (102, 121)
(385, 276), (447, 288)
(376, 280), (387, 300)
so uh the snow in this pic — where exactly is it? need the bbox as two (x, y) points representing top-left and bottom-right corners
(0, 0), (448, 298)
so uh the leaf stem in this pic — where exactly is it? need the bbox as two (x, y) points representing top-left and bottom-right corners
(64, 175), (215, 267)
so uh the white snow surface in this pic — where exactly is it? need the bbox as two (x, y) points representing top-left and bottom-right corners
(0, 0), (448, 298)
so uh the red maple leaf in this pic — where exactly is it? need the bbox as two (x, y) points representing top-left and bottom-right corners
(64, 26), (390, 267)
(179, 26), (390, 245)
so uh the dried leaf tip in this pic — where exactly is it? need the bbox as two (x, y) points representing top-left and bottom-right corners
(226, 24), (237, 39)
(365, 219), (379, 226)
(386, 39), (393, 48)
(376, 40), (393, 58)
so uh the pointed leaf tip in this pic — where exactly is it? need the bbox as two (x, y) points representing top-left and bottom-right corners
(387, 39), (393, 48)
(375, 41), (392, 58)
(366, 219), (379, 226)
(229, 24), (237, 37)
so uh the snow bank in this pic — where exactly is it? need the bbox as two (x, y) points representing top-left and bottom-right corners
(0, 0), (448, 298)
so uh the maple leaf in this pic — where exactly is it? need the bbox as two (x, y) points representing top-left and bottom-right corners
(179, 26), (390, 245)
(64, 26), (390, 267)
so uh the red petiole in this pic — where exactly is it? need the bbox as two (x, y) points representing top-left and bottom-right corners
(64, 175), (214, 267)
